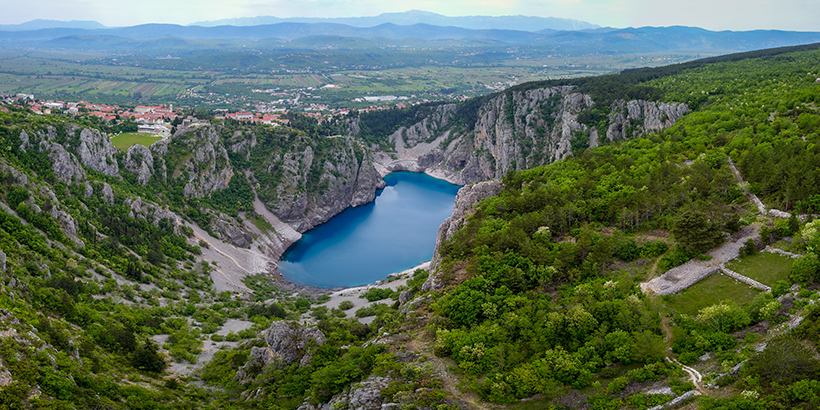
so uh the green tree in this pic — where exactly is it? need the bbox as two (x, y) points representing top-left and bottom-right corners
(745, 336), (820, 384)
(790, 253), (820, 286)
(132, 339), (166, 373)
(670, 209), (723, 253)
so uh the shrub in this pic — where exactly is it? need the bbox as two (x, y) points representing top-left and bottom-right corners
(606, 377), (629, 394)
(362, 287), (395, 302)
(338, 300), (355, 310)
(790, 253), (820, 286)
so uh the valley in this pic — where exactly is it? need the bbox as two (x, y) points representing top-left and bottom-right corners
(1, 21), (820, 410)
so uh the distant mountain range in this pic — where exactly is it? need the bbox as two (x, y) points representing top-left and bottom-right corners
(0, 19), (105, 31)
(0, 15), (818, 57)
(189, 10), (600, 32)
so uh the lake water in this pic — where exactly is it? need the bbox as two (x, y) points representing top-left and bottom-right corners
(278, 172), (461, 288)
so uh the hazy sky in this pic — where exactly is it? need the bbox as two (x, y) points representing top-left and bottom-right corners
(1, 0), (818, 31)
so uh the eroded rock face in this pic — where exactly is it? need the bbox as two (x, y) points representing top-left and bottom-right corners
(425, 179), (503, 290)
(237, 322), (326, 384)
(296, 375), (393, 410)
(76, 128), (119, 176)
(368, 86), (686, 187)
(263, 139), (386, 233)
(606, 100), (690, 141)
(124, 196), (184, 235)
(210, 212), (253, 248)
(262, 321), (326, 366)
(123, 145), (154, 186)
(40, 141), (86, 184)
(165, 125), (233, 198)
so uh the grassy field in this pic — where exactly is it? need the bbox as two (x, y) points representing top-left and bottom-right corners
(111, 133), (163, 150)
(663, 273), (761, 316)
(725, 252), (794, 287)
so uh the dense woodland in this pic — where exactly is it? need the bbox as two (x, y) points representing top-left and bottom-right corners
(0, 43), (819, 409)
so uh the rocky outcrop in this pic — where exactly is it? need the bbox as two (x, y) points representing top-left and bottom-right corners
(262, 321), (326, 366)
(210, 212), (253, 248)
(236, 321), (326, 383)
(166, 125), (233, 198)
(366, 86), (686, 186)
(76, 128), (119, 176)
(424, 179), (503, 290)
(123, 196), (185, 235)
(41, 141), (86, 184)
(297, 375), (393, 410)
(123, 145), (154, 186)
(0, 250), (5, 271)
(101, 183), (114, 205)
(606, 100), (690, 141)
(261, 138), (386, 232)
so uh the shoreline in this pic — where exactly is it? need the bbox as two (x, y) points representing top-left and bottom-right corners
(268, 168), (461, 296)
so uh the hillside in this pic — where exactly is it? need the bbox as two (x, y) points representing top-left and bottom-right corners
(0, 43), (820, 409)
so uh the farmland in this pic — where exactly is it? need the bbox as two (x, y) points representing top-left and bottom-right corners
(0, 48), (702, 109)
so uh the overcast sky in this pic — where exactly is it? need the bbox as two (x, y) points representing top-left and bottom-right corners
(1, 0), (818, 31)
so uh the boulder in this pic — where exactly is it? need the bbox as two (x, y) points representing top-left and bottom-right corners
(262, 321), (326, 367)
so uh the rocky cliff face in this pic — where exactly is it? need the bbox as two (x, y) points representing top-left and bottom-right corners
(257, 137), (386, 233)
(605, 99), (690, 141)
(165, 125), (234, 198)
(123, 145), (154, 186)
(367, 86), (688, 186)
(236, 321), (326, 383)
(74, 128), (119, 176)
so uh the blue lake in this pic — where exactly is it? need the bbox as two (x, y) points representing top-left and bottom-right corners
(278, 171), (461, 288)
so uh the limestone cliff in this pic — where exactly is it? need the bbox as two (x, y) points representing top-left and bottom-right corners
(164, 124), (233, 198)
(123, 145), (154, 186)
(255, 136), (386, 233)
(366, 85), (688, 186)
(74, 127), (119, 176)
(605, 99), (690, 141)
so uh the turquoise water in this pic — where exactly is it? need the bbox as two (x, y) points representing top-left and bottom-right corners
(278, 172), (461, 288)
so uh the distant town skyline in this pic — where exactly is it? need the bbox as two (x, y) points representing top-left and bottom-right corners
(0, 0), (817, 32)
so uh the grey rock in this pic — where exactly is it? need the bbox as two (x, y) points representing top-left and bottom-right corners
(367, 86), (685, 187)
(425, 180), (503, 290)
(101, 183), (114, 205)
(210, 212), (253, 248)
(124, 196), (184, 235)
(123, 144), (154, 185)
(40, 141), (86, 184)
(76, 128), (119, 176)
(606, 100), (689, 141)
(165, 126), (232, 198)
(399, 291), (412, 305)
(84, 182), (93, 197)
(298, 375), (393, 410)
(236, 346), (276, 384)
(262, 321), (326, 367)
(0, 250), (5, 271)
(265, 140), (386, 233)
(18, 130), (30, 152)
